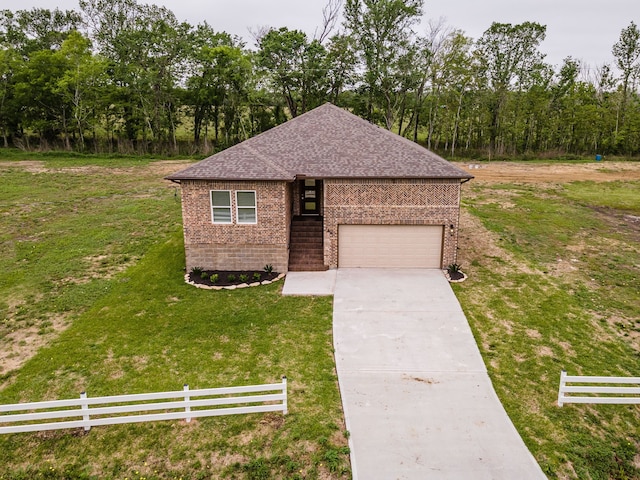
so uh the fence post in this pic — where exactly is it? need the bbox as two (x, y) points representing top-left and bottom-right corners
(558, 370), (567, 407)
(282, 376), (288, 415)
(184, 384), (191, 423)
(80, 392), (91, 431)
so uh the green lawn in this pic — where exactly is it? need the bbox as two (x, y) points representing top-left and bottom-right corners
(455, 179), (640, 479)
(2, 157), (640, 479)
(0, 158), (349, 479)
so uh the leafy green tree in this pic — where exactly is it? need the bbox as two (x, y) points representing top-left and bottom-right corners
(12, 48), (70, 142)
(185, 27), (234, 146)
(475, 21), (547, 155)
(343, 0), (423, 128)
(612, 21), (640, 150)
(0, 47), (20, 146)
(0, 8), (81, 55)
(325, 33), (357, 104)
(80, 0), (191, 151)
(258, 27), (329, 117)
(185, 32), (252, 147)
(0, 8), (83, 147)
(55, 31), (108, 150)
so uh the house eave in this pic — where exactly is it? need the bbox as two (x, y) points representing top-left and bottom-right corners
(164, 175), (295, 183)
(167, 174), (474, 183)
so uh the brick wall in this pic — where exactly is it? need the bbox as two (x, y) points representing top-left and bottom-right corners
(180, 180), (291, 272)
(323, 179), (462, 268)
(178, 178), (464, 272)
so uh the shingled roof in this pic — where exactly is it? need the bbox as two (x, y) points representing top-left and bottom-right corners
(166, 103), (473, 182)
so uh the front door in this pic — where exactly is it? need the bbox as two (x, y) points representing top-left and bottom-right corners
(301, 179), (321, 215)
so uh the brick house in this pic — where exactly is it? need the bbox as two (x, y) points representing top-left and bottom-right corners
(166, 103), (473, 272)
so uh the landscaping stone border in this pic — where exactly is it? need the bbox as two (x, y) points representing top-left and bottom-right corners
(184, 272), (286, 290)
(444, 270), (468, 283)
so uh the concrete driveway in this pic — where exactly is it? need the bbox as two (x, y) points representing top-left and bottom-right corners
(333, 269), (546, 480)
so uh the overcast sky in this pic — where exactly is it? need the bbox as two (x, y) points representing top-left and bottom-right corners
(14, 0), (639, 71)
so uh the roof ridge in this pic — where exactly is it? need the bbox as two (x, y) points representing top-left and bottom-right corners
(241, 142), (293, 179)
(240, 103), (335, 146)
(335, 106), (469, 175)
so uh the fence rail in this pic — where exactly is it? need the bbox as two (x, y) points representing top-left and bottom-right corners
(557, 371), (640, 406)
(0, 378), (287, 435)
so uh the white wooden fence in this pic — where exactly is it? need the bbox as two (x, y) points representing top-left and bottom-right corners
(0, 378), (287, 435)
(558, 371), (640, 406)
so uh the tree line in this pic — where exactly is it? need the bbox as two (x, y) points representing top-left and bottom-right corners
(0, 0), (639, 157)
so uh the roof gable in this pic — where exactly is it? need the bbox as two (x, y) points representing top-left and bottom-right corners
(167, 103), (473, 181)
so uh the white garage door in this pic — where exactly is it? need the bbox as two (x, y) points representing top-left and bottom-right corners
(338, 225), (444, 268)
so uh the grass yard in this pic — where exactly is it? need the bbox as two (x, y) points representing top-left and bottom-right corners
(454, 164), (640, 479)
(0, 158), (350, 479)
(2, 156), (640, 479)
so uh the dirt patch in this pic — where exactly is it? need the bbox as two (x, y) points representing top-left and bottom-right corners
(536, 346), (555, 357)
(556, 340), (576, 357)
(456, 207), (536, 277)
(147, 160), (196, 175)
(0, 314), (69, 377)
(526, 329), (542, 339)
(0, 160), (47, 172)
(0, 159), (194, 177)
(457, 161), (640, 183)
(590, 206), (640, 244)
(601, 315), (640, 352)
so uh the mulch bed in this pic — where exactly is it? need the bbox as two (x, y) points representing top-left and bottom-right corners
(447, 271), (465, 281)
(189, 270), (280, 287)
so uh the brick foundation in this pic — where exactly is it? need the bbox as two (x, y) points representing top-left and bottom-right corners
(185, 243), (289, 273)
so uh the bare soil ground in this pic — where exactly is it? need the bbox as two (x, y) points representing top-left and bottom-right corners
(0, 159), (193, 176)
(455, 161), (640, 183)
(457, 161), (640, 273)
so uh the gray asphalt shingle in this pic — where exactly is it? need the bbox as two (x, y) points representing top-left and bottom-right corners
(166, 103), (473, 181)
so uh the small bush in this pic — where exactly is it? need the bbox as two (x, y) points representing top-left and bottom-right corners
(263, 264), (273, 274)
(239, 274), (249, 283)
(210, 273), (219, 284)
(227, 274), (236, 282)
(447, 263), (462, 274)
(200, 271), (209, 280)
(253, 272), (262, 282)
(190, 266), (203, 276)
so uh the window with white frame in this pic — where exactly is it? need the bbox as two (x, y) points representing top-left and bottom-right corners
(211, 190), (232, 224)
(236, 191), (257, 224)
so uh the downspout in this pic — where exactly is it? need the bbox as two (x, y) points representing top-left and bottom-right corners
(454, 177), (473, 265)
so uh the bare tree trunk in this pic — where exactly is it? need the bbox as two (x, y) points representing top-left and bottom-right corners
(451, 91), (464, 157)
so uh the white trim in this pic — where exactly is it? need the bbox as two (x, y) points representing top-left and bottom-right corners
(211, 190), (232, 224)
(235, 190), (257, 224)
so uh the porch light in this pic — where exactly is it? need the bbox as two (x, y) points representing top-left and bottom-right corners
(449, 224), (455, 235)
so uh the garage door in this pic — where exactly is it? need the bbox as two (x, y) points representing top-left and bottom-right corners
(338, 225), (443, 268)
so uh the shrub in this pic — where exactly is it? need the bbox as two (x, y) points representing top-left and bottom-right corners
(239, 274), (249, 283)
(447, 263), (462, 274)
(210, 273), (219, 284)
(200, 271), (209, 280)
(190, 266), (203, 277)
(227, 274), (236, 282)
(263, 264), (273, 274)
(253, 272), (262, 282)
